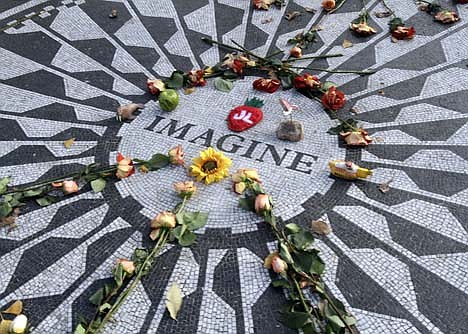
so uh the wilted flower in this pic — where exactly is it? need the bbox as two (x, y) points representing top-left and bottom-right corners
(116, 153), (135, 179)
(174, 181), (197, 198)
(434, 10), (459, 24)
(168, 145), (184, 166)
(321, 86), (346, 111)
(147, 79), (165, 95)
(252, 78), (281, 93)
(350, 21), (377, 36)
(187, 69), (206, 87)
(340, 128), (373, 146)
(62, 180), (79, 194)
(255, 194), (272, 214)
(232, 168), (260, 183)
(253, 0), (274, 10)
(289, 46), (302, 58)
(321, 0), (335, 11)
(149, 227), (161, 241)
(151, 211), (177, 229)
(116, 103), (145, 122)
(391, 25), (416, 40)
(222, 53), (251, 75)
(233, 181), (247, 194)
(116, 259), (135, 275)
(10, 314), (28, 334)
(293, 73), (321, 90)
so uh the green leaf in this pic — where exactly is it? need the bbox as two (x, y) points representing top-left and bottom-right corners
(327, 315), (345, 329)
(327, 118), (358, 135)
(99, 303), (112, 313)
(279, 243), (294, 264)
(222, 70), (239, 79)
(132, 248), (149, 263)
(23, 187), (46, 198)
(280, 311), (310, 329)
(291, 251), (325, 276)
(177, 230), (196, 247)
(90, 178), (106, 193)
(0, 176), (11, 194)
(389, 17), (404, 31)
(176, 211), (209, 231)
(166, 71), (185, 89)
(0, 201), (13, 217)
(35, 196), (57, 207)
(244, 97), (265, 108)
(89, 288), (104, 306)
(214, 77), (234, 92)
(239, 196), (255, 212)
(302, 323), (319, 334)
(279, 73), (293, 90)
(114, 263), (124, 287)
(147, 154), (170, 170)
(271, 279), (292, 288)
(322, 81), (337, 91)
(285, 223), (302, 234)
(288, 230), (315, 251)
(74, 324), (86, 334)
(344, 315), (356, 326)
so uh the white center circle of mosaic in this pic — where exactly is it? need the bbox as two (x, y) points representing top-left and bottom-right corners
(114, 78), (345, 232)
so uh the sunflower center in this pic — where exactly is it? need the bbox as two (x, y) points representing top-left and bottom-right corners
(202, 160), (218, 172)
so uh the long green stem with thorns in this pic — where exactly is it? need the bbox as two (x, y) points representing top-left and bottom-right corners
(287, 65), (376, 75)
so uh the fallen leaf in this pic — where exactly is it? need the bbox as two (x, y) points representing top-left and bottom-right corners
(311, 220), (331, 235)
(285, 11), (301, 21)
(166, 283), (182, 320)
(261, 17), (273, 24)
(350, 107), (359, 114)
(374, 11), (392, 18)
(2, 300), (23, 315)
(1, 208), (20, 227)
(391, 36), (398, 43)
(378, 90), (385, 95)
(342, 39), (353, 48)
(184, 87), (195, 95)
(109, 9), (117, 18)
(63, 137), (75, 149)
(313, 25), (323, 31)
(304, 7), (316, 13)
(0, 320), (12, 334)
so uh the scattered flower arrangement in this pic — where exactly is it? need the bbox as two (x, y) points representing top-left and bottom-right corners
(233, 169), (358, 333)
(418, 1), (460, 23)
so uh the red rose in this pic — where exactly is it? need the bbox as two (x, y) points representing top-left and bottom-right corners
(293, 74), (321, 90)
(457, 0), (468, 3)
(232, 59), (245, 74)
(253, 78), (281, 93)
(391, 26), (416, 40)
(321, 87), (346, 111)
(187, 70), (206, 87)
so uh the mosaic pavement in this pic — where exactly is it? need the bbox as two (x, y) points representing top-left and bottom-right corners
(0, 0), (467, 333)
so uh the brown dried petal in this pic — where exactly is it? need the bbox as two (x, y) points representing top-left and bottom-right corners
(285, 11), (301, 21)
(311, 220), (331, 235)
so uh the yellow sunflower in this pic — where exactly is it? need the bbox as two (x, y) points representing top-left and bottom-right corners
(190, 147), (232, 185)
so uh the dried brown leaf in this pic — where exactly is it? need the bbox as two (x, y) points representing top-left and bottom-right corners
(311, 220), (331, 235)
(261, 17), (273, 24)
(63, 137), (75, 149)
(378, 179), (393, 193)
(350, 107), (359, 114)
(378, 90), (385, 95)
(2, 300), (23, 315)
(304, 7), (316, 13)
(0, 320), (12, 334)
(109, 9), (118, 18)
(285, 11), (301, 21)
(313, 25), (323, 31)
(184, 87), (195, 95)
(1, 208), (20, 226)
(342, 39), (353, 48)
(391, 36), (399, 43)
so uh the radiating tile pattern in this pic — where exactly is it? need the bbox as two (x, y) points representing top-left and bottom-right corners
(0, 0), (467, 333)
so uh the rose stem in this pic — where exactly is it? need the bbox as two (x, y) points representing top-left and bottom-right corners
(380, 0), (395, 17)
(287, 65), (376, 75)
(283, 53), (343, 62)
(328, 0), (349, 14)
(230, 39), (269, 63)
(96, 229), (170, 332)
(201, 37), (247, 55)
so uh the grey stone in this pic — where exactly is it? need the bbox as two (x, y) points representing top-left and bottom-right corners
(276, 120), (304, 142)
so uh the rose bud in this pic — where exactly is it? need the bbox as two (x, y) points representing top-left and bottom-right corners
(51, 181), (63, 188)
(116, 152), (135, 179)
(252, 78), (281, 93)
(10, 314), (28, 334)
(434, 10), (459, 24)
(391, 26), (415, 40)
(174, 181), (197, 198)
(147, 78), (166, 95)
(168, 145), (184, 166)
(232, 168), (260, 183)
(321, 86), (346, 111)
(151, 211), (177, 229)
(233, 182), (247, 195)
(293, 74), (321, 90)
(255, 194), (272, 214)
(321, 0), (336, 11)
(62, 180), (79, 194)
(149, 227), (161, 241)
(350, 22), (377, 36)
(290, 46), (302, 58)
(271, 255), (288, 274)
(116, 259), (135, 275)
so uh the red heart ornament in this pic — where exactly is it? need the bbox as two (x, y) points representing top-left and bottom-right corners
(227, 98), (265, 132)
